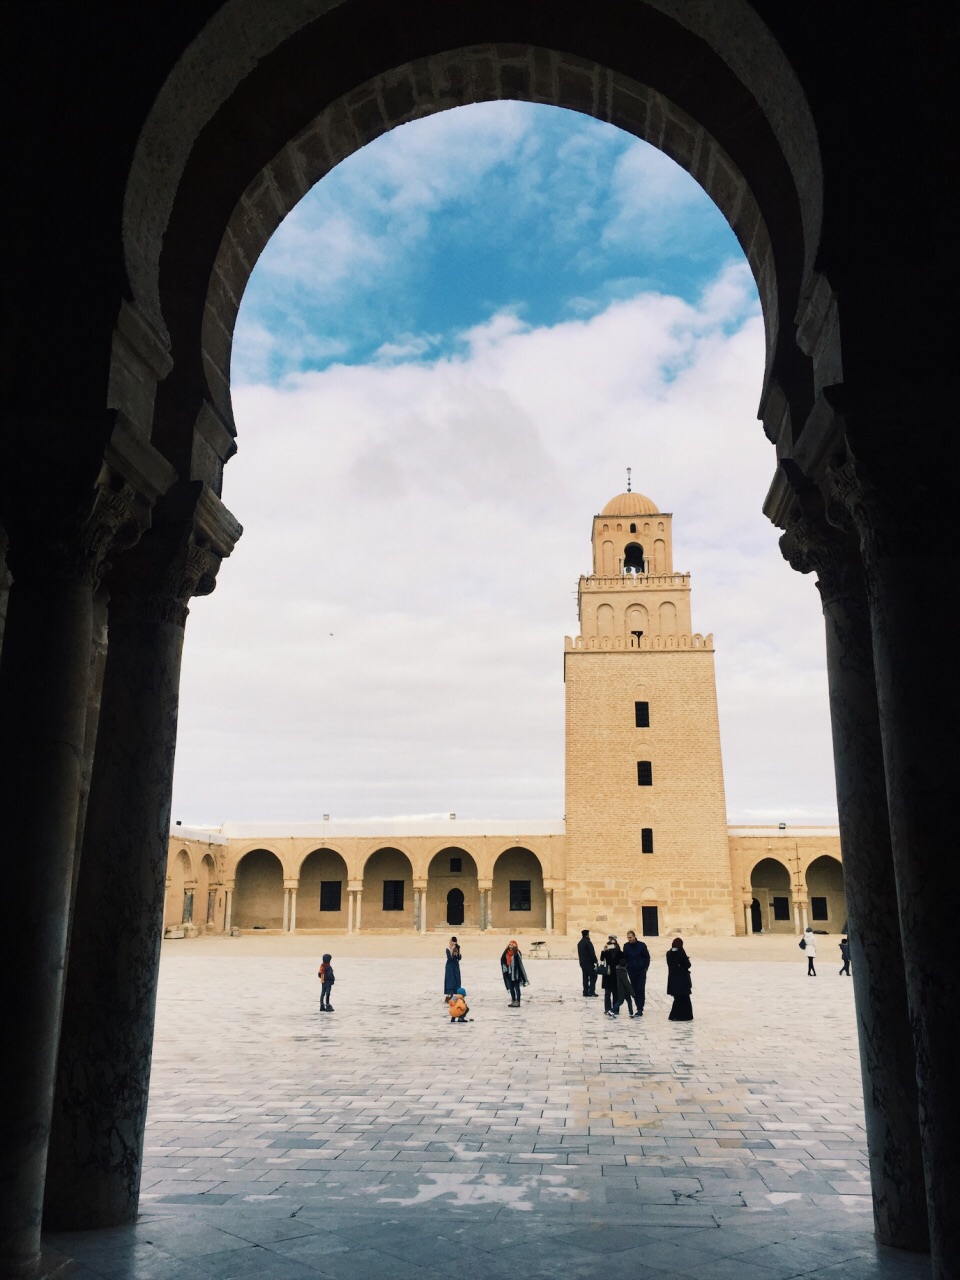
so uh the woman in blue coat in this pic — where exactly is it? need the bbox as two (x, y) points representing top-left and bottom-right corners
(443, 937), (462, 998)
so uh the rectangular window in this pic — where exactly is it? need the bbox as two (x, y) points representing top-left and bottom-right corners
(449, 857), (462, 873)
(319, 881), (342, 912)
(382, 880), (405, 911)
(635, 700), (650, 728)
(811, 896), (829, 921)
(641, 905), (659, 937)
(772, 896), (790, 921)
(637, 760), (653, 786)
(641, 827), (654, 854)
(509, 880), (531, 911)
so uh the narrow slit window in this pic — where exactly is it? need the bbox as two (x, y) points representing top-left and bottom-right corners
(641, 828), (654, 854)
(637, 760), (653, 786)
(635, 700), (650, 728)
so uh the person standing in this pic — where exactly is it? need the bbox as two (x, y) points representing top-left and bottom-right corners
(600, 935), (622, 1016)
(444, 937), (462, 998)
(622, 929), (650, 1016)
(666, 938), (693, 1021)
(612, 954), (636, 1018)
(801, 926), (817, 976)
(577, 929), (599, 997)
(317, 953), (335, 1012)
(501, 940), (529, 1007)
(839, 936), (851, 976)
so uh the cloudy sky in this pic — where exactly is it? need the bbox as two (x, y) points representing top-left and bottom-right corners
(171, 101), (837, 827)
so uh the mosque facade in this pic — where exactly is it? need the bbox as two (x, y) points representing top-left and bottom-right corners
(164, 490), (843, 940)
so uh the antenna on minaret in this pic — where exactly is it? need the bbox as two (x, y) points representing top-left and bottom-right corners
(626, 467), (632, 493)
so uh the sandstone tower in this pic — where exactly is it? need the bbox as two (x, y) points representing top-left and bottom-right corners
(564, 485), (735, 936)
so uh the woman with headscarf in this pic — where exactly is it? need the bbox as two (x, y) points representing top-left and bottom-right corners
(600, 935), (622, 1016)
(444, 936), (462, 998)
(500, 940), (529, 1007)
(666, 937), (693, 1021)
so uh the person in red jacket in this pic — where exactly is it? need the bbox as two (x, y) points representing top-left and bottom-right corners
(317, 953), (335, 1011)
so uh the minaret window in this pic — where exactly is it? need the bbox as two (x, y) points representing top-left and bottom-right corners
(637, 760), (653, 786)
(635, 701), (650, 728)
(641, 828), (654, 853)
(623, 542), (645, 573)
(629, 523), (637, 533)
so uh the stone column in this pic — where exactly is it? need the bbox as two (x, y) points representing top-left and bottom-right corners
(827, 459), (959, 1270)
(346, 890), (355, 934)
(0, 470), (158, 1275)
(43, 488), (239, 1231)
(413, 881), (427, 933)
(413, 888), (421, 932)
(545, 889), (554, 933)
(282, 888), (291, 932)
(479, 885), (492, 931)
(354, 889), (362, 932)
(224, 886), (234, 932)
(743, 897), (754, 936)
(289, 885), (298, 933)
(781, 513), (928, 1251)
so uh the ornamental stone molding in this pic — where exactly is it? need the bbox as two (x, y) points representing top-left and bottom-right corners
(778, 515), (865, 610)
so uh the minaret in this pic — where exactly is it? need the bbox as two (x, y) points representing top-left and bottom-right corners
(563, 482), (735, 936)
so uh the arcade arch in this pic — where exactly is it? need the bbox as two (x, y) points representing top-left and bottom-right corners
(750, 857), (793, 934)
(164, 849), (192, 927)
(492, 847), (546, 930)
(806, 855), (846, 933)
(427, 848), (479, 930)
(298, 848), (349, 931)
(233, 848), (284, 929)
(361, 848), (414, 930)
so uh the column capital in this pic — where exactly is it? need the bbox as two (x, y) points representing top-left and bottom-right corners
(779, 514), (865, 609)
(823, 457), (930, 562)
(106, 483), (241, 628)
(413, 879), (428, 891)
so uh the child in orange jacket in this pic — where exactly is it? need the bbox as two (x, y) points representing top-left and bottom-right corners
(446, 986), (470, 1022)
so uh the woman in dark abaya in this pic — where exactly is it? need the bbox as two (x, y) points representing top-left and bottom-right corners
(444, 937), (462, 998)
(666, 937), (693, 1021)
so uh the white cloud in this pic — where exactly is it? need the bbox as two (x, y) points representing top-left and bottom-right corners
(173, 271), (837, 826)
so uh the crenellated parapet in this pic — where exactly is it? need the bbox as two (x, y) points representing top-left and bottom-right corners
(565, 632), (713, 651)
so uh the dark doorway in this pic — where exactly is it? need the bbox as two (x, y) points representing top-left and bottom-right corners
(751, 898), (762, 933)
(447, 888), (464, 926)
(641, 905), (659, 936)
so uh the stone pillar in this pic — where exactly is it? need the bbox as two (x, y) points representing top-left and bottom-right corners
(743, 898), (754, 936)
(346, 890), (355, 934)
(545, 889), (554, 933)
(792, 900), (801, 934)
(0, 469), (159, 1274)
(289, 886), (298, 933)
(354, 889), (362, 932)
(43, 489), (239, 1231)
(282, 888), (290, 932)
(224, 887), (234, 932)
(413, 881), (427, 933)
(781, 512), (928, 1251)
(799, 899), (809, 932)
(827, 459), (958, 1270)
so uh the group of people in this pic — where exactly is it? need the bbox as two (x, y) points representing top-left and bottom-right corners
(443, 936), (531, 1018)
(578, 929), (693, 1021)
(800, 927), (852, 977)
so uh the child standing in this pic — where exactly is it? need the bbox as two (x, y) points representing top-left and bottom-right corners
(318, 953), (335, 1011)
(839, 937), (851, 976)
(446, 986), (470, 1023)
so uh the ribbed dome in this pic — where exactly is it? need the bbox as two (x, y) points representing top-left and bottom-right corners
(600, 491), (658, 517)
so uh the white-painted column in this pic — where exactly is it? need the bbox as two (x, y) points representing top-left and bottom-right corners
(282, 889), (290, 932)
(744, 901), (753, 935)
(224, 890), (233, 932)
(355, 890), (362, 932)
(347, 891), (354, 934)
(289, 888), (297, 933)
(413, 888), (420, 932)
(419, 891), (425, 934)
(793, 900), (802, 934)
(801, 901), (809, 931)
(546, 890), (554, 934)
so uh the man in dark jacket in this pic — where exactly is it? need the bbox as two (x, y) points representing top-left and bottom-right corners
(577, 929), (599, 996)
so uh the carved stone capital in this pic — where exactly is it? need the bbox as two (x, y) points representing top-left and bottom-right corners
(106, 484), (242, 629)
(825, 459), (904, 561)
(779, 515), (864, 609)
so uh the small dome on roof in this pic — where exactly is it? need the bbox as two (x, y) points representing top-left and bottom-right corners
(600, 491), (658, 517)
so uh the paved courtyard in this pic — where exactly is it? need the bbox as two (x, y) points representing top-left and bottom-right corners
(45, 938), (932, 1279)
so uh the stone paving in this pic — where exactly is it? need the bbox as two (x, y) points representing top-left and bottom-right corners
(45, 941), (932, 1279)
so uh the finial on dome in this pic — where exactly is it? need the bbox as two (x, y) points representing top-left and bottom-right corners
(626, 467), (632, 493)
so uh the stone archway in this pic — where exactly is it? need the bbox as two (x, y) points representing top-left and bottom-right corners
(805, 855), (845, 932)
(298, 848), (349, 931)
(361, 847), (414, 930)
(233, 849), (284, 929)
(164, 849), (191, 928)
(750, 857), (793, 934)
(427, 848), (479, 931)
(492, 847), (546, 930)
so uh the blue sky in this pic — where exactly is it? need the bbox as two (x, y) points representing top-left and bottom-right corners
(172, 102), (837, 826)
